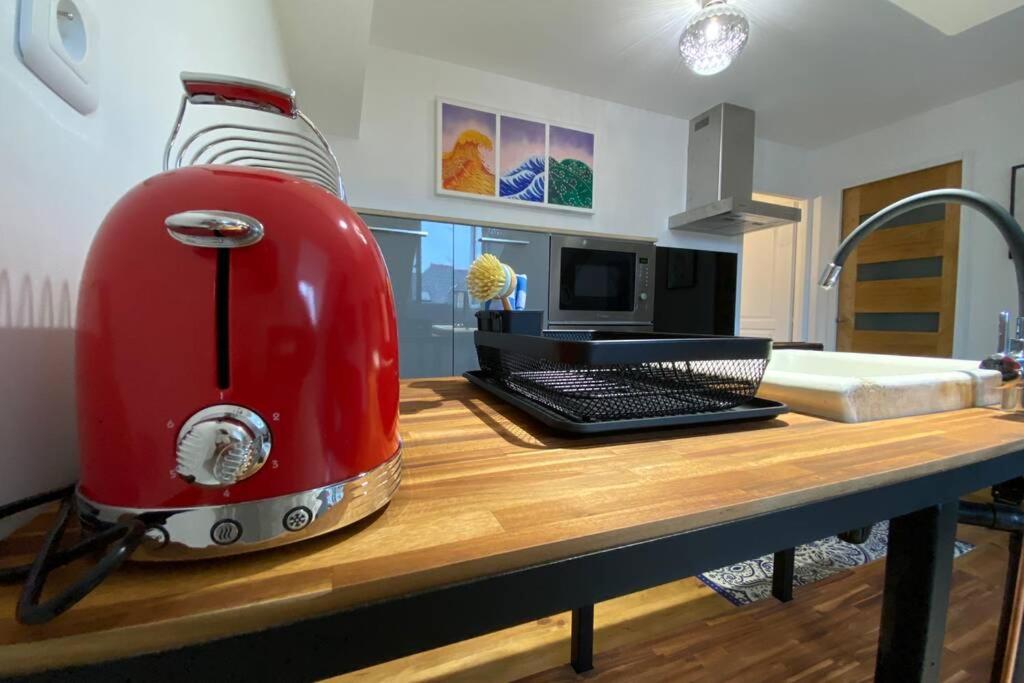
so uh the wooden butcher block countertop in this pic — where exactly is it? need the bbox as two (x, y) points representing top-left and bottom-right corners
(3, 377), (1024, 674)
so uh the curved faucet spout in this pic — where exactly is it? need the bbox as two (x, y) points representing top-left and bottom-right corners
(818, 189), (1024, 315)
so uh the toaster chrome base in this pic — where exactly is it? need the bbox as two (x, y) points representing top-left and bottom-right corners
(77, 448), (402, 560)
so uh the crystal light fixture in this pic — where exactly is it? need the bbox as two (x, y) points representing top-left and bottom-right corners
(679, 0), (750, 76)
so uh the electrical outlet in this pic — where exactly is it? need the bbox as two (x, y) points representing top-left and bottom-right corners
(17, 0), (99, 114)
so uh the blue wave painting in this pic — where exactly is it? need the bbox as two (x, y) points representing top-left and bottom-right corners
(499, 116), (546, 203)
(500, 156), (546, 202)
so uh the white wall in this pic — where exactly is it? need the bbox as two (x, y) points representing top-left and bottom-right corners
(331, 47), (811, 256)
(754, 138), (811, 200)
(271, 0), (373, 138)
(804, 78), (1024, 360)
(332, 47), (689, 239)
(328, 46), (812, 338)
(0, 0), (294, 525)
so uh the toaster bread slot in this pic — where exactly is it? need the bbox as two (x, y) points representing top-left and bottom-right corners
(216, 248), (230, 389)
(164, 210), (265, 390)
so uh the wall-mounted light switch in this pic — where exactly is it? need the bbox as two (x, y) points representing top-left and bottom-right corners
(17, 0), (99, 114)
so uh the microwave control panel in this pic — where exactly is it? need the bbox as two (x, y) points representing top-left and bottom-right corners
(637, 255), (651, 310)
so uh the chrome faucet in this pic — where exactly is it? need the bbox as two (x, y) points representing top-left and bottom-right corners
(819, 189), (1024, 354)
(997, 310), (1024, 357)
(998, 310), (1012, 355)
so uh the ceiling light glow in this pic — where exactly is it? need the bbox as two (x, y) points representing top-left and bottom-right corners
(679, 0), (749, 76)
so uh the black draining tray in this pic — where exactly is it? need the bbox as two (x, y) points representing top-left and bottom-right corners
(464, 371), (788, 434)
(474, 330), (773, 424)
(474, 330), (771, 365)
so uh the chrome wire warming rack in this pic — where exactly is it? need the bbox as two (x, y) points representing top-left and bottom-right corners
(163, 72), (344, 198)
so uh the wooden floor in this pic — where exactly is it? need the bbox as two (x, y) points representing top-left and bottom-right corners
(335, 522), (1011, 682)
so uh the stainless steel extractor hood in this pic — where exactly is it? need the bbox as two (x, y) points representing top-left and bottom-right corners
(669, 103), (801, 236)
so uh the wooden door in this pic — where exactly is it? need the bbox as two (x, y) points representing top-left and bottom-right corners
(837, 161), (961, 357)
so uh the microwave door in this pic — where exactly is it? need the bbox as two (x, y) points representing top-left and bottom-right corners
(558, 247), (635, 313)
(548, 237), (654, 325)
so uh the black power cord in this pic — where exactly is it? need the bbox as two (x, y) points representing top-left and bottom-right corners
(0, 485), (145, 624)
(0, 485), (76, 583)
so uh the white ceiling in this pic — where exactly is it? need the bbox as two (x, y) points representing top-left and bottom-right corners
(273, 0), (373, 138)
(886, 0), (1024, 35)
(369, 0), (1024, 148)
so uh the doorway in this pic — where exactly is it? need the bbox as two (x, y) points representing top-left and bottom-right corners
(739, 194), (807, 341)
(837, 161), (961, 357)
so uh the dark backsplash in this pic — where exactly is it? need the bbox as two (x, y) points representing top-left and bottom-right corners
(653, 247), (738, 335)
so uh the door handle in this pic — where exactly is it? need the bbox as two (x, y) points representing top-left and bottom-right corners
(368, 227), (429, 237)
(478, 237), (529, 245)
(165, 211), (264, 248)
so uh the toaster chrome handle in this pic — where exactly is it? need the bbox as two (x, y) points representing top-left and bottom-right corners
(180, 72), (297, 118)
(165, 211), (264, 248)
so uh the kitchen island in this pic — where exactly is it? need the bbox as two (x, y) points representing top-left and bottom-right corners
(2, 378), (1024, 681)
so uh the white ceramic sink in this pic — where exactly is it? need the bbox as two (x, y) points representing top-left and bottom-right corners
(757, 349), (1002, 423)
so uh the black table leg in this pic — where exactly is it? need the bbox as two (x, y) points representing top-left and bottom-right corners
(571, 604), (594, 673)
(875, 502), (958, 683)
(772, 548), (795, 602)
(992, 530), (1024, 682)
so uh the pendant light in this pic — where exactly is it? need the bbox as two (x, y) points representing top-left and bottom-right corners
(679, 0), (750, 76)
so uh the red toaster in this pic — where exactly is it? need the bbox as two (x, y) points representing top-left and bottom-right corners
(74, 73), (402, 559)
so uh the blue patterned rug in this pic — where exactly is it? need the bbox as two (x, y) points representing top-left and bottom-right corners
(697, 521), (974, 606)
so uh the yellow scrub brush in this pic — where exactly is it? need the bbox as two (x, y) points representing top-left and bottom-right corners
(466, 253), (516, 311)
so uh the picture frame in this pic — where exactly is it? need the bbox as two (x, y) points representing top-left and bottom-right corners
(435, 98), (596, 214)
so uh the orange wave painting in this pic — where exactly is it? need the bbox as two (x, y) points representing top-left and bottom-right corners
(441, 103), (496, 196)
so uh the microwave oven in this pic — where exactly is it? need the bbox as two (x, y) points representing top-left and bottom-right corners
(547, 235), (655, 328)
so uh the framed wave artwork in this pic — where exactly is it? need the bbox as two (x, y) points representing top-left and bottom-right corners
(436, 99), (595, 213)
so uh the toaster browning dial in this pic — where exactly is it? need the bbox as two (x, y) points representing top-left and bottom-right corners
(175, 405), (272, 487)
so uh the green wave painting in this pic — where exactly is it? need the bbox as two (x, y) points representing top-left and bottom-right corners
(548, 126), (594, 209)
(548, 158), (593, 208)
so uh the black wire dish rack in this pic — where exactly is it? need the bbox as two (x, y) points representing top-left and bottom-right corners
(466, 330), (787, 433)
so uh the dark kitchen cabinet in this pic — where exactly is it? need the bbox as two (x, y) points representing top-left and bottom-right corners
(362, 214), (454, 379)
(453, 226), (550, 375)
(653, 246), (737, 335)
(363, 214), (551, 379)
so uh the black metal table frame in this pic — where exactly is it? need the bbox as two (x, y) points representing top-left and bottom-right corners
(17, 448), (1024, 683)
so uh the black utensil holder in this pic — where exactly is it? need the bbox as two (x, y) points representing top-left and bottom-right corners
(475, 310), (544, 335)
